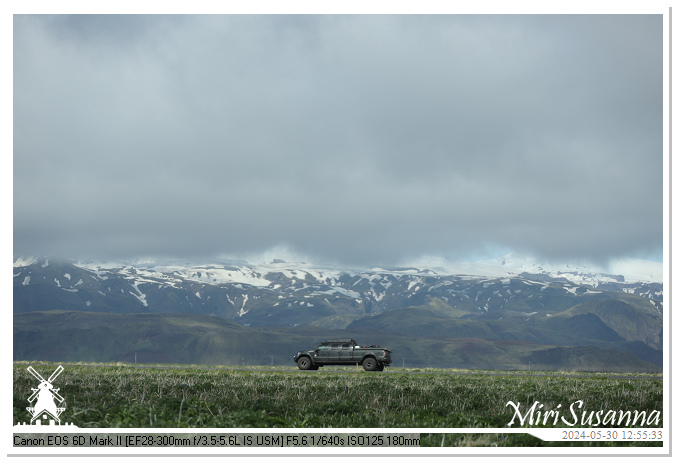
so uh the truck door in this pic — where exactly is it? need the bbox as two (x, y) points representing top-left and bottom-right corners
(339, 343), (353, 363)
(328, 343), (341, 362)
(315, 344), (331, 363)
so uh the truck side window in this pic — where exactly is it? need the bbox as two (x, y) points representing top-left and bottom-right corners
(342, 344), (351, 350)
(331, 344), (340, 349)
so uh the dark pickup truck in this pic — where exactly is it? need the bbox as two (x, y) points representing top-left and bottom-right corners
(293, 338), (392, 371)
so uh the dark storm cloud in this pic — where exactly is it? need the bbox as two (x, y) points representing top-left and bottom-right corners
(13, 14), (663, 266)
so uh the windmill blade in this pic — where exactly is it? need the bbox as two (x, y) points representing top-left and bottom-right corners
(48, 365), (64, 383)
(27, 366), (45, 383)
(50, 388), (64, 404)
(27, 388), (39, 403)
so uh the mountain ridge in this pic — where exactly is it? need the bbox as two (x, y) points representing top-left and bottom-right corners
(13, 254), (663, 325)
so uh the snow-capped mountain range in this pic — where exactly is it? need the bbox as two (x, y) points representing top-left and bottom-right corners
(13, 253), (663, 328)
(14, 252), (663, 284)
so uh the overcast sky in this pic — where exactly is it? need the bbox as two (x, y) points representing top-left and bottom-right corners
(13, 14), (664, 267)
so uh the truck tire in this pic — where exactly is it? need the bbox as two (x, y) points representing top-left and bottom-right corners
(362, 357), (378, 371)
(297, 356), (313, 370)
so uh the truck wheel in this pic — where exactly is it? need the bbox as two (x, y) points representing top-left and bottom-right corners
(362, 357), (377, 371)
(297, 357), (313, 370)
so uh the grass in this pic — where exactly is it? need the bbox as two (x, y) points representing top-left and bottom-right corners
(13, 362), (663, 447)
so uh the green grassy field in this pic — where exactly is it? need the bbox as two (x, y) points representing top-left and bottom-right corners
(13, 362), (663, 447)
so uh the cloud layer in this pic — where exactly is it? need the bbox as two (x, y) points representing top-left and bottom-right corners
(13, 14), (663, 266)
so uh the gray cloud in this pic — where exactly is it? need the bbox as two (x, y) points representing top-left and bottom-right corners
(13, 14), (663, 266)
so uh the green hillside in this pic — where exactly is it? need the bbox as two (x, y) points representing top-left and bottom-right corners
(347, 307), (498, 339)
(14, 311), (660, 372)
(548, 300), (663, 349)
(346, 296), (663, 368)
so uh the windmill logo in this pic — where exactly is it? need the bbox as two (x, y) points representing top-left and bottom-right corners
(26, 365), (65, 425)
(14, 365), (77, 429)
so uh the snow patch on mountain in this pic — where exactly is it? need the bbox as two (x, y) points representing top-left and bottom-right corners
(14, 256), (38, 268)
(129, 281), (148, 307)
(607, 258), (663, 283)
(315, 287), (361, 299)
(239, 294), (249, 316)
